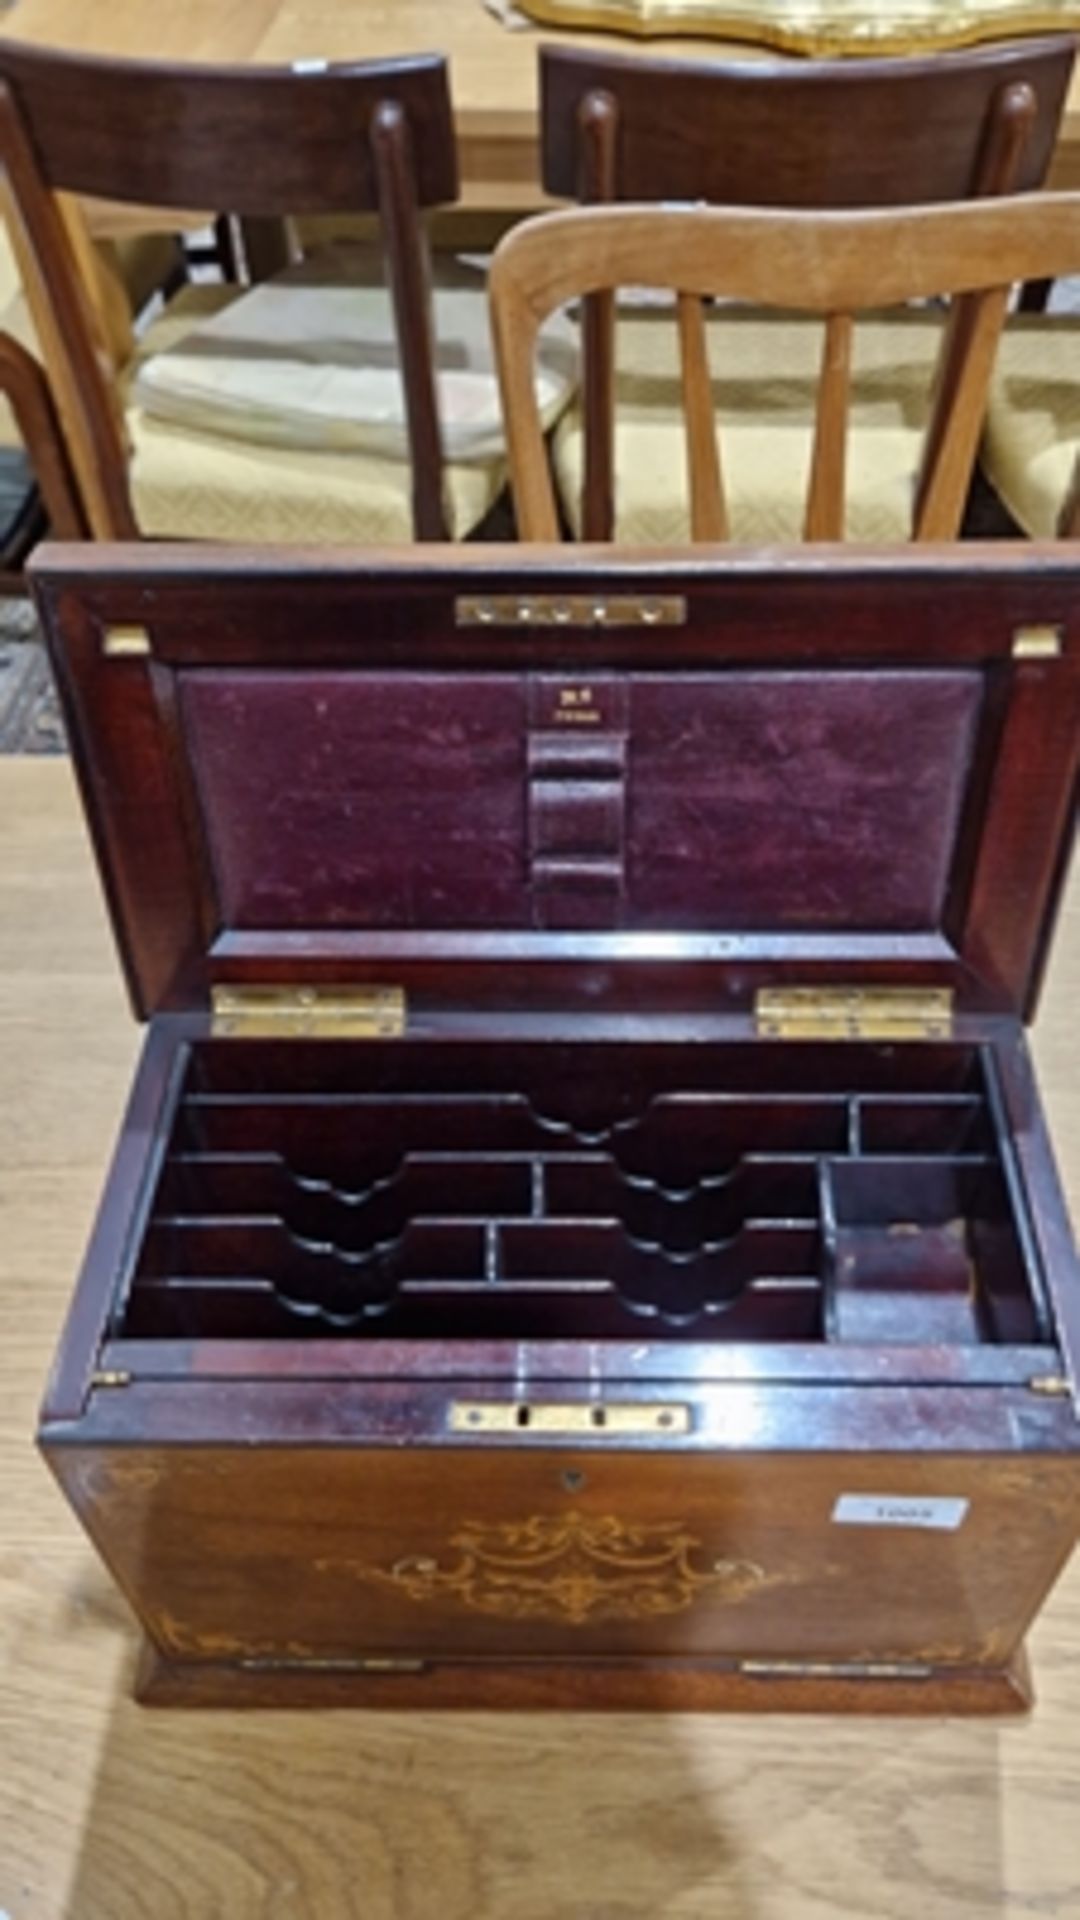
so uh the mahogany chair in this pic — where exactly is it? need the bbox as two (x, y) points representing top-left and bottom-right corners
(490, 193), (1080, 542)
(539, 38), (1075, 539)
(0, 41), (493, 543)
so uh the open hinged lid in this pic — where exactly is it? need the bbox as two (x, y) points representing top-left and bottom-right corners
(30, 544), (1079, 1031)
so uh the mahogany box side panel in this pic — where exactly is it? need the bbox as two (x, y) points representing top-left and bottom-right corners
(42, 1441), (1080, 1710)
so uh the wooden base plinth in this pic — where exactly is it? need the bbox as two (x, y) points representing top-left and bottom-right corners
(136, 1643), (1033, 1714)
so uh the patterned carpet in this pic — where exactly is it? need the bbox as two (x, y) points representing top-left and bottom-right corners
(0, 598), (65, 754)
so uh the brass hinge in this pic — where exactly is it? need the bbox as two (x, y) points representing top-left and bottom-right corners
(1028, 1373), (1071, 1397)
(90, 1368), (131, 1389)
(756, 986), (953, 1042)
(740, 1658), (932, 1680)
(211, 984), (405, 1039)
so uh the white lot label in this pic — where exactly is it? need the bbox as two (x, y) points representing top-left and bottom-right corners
(832, 1493), (969, 1531)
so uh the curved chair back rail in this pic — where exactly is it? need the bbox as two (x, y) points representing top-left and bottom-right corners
(540, 38), (1074, 206)
(489, 192), (1080, 543)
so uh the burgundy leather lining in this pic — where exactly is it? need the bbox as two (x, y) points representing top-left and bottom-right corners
(180, 665), (981, 937)
(627, 670), (981, 930)
(180, 672), (528, 929)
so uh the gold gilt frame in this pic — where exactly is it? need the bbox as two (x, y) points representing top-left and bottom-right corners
(515, 0), (1080, 56)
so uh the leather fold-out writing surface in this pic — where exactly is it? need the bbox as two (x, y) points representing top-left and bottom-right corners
(178, 664), (981, 937)
(515, 0), (1080, 55)
(31, 545), (1079, 1019)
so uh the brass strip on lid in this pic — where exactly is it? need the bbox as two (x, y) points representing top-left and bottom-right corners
(455, 595), (686, 629)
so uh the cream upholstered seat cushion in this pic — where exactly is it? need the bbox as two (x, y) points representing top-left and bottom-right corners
(129, 407), (499, 543)
(134, 246), (574, 462)
(129, 250), (575, 542)
(552, 306), (949, 544)
(980, 313), (1080, 538)
(0, 225), (179, 449)
(127, 286), (502, 542)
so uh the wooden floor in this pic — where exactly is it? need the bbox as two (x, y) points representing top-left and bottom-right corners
(2, 755), (1079, 1920)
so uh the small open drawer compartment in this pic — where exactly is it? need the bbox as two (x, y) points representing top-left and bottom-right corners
(116, 1034), (1044, 1352)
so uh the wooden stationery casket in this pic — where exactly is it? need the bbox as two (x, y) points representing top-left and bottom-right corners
(32, 542), (1080, 1713)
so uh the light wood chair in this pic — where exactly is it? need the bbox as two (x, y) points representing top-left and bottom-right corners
(490, 194), (1080, 543)
(0, 223), (161, 566)
(539, 38), (1075, 541)
(0, 41), (504, 545)
(0, 328), (85, 550)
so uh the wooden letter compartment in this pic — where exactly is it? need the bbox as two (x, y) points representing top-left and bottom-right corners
(32, 543), (1080, 1712)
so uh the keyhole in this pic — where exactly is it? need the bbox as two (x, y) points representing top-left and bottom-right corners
(561, 1469), (586, 1494)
